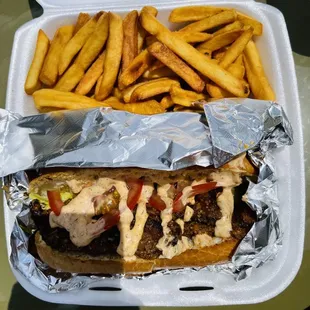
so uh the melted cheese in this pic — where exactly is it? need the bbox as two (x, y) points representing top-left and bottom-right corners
(215, 187), (234, 238)
(184, 206), (194, 222)
(117, 184), (153, 260)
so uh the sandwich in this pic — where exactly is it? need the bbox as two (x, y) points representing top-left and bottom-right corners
(29, 154), (256, 274)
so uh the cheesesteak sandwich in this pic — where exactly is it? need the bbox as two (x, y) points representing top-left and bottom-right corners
(29, 155), (256, 274)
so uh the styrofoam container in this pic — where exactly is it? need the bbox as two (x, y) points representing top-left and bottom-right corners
(4, 0), (305, 306)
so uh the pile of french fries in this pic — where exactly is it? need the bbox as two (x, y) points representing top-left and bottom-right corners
(24, 6), (275, 115)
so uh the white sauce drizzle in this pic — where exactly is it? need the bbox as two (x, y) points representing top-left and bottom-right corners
(176, 218), (184, 233)
(49, 170), (243, 260)
(184, 206), (194, 222)
(117, 184), (153, 260)
(209, 171), (241, 187)
(50, 178), (128, 247)
(215, 187), (234, 238)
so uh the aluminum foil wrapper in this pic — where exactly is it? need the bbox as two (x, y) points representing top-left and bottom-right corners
(1, 99), (293, 292)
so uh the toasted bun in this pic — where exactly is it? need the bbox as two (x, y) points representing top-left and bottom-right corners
(35, 232), (239, 274)
(29, 157), (255, 192)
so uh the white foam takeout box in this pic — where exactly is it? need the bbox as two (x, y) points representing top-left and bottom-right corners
(4, 0), (305, 306)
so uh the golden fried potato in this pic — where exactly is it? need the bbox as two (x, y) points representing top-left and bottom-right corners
(75, 13), (109, 70)
(59, 12), (103, 75)
(75, 52), (105, 95)
(39, 25), (74, 86)
(54, 64), (84, 92)
(33, 89), (110, 112)
(118, 49), (154, 88)
(169, 6), (224, 23)
(74, 13), (91, 35)
(122, 10), (139, 71)
(179, 10), (236, 33)
(140, 12), (249, 98)
(25, 30), (50, 95)
(196, 29), (244, 53)
(130, 78), (180, 102)
(170, 85), (207, 107)
(218, 26), (253, 69)
(244, 40), (275, 100)
(237, 12), (263, 36)
(148, 41), (205, 92)
(96, 13), (123, 101)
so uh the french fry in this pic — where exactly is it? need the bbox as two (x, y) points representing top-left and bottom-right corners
(141, 6), (158, 17)
(146, 32), (213, 45)
(237, 12), (263, 36)
(118, 49), (154, 89)
(213, 20), (243, 36)
(196, 29), (243, 53)
(160, 96), (174, 109)
(206, 61), (246, 98)
(243, 56), (265, 99)
(219, 26), (253, 69)
(122, 10), (139, 71)
(100, 96), (165, 114)
(75, 52), (106, 95)
(33, 89), (110, 112)
(137, 6), (158, 52)
(213, 47), (227, 60)
(59, 12), (103, 75)
(130, 78), (180, 102)
(75, 13), (109, 70)
(39, 25), (74, 86)
(122, 80), (150, 103)
(95, 74), (103, 97)
(173, 105), (201, 112)
(54, 64), (84, 92)
(143, 66), (176, 79)
(74, 13), (91, 35)
(24, 30), (50, 95)
(169, 6), (224, 23)
(96, 13), (123, 101)
(234, 54), (243, 66)
(145, 31), (213, 46)
(140, 12), (249, 98)
(244, 40), (275, 100)
(170, 85), (207, 107)
(175, 31), (213, 43)
(228, 59), (245, 79)
(148, 41), (205, 92)
(179, 10), (237, 33)
(148, 59), (165, 71)
(112, 87), (123, 100)
(123, 100), (165, 114)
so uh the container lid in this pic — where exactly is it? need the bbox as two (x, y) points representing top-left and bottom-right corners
(37, 0), (253, 10)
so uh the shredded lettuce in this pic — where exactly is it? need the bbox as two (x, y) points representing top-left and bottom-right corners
(29, 191), (73, 210)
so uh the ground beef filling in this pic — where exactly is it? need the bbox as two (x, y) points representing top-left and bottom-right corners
(30, 186), (256, 260)
(31, 200), (120, 257)
(135, 206), (163, 260)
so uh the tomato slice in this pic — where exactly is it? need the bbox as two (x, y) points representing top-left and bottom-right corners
(173, 182), (217, 213)
(126, 178), (144, 210)
(172, 192), (184, 213)
(191, 182), (217, 196)
(90, 209), (120, 236)
(148, 191), (166, 211)
(47, 190), (64, 216)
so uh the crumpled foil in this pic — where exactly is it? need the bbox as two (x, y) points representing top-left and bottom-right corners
(1, 99), (293, 292)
